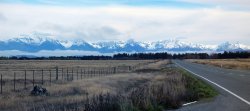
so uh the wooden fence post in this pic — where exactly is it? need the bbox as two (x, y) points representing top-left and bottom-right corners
(99, 68), (100, 77)
(110, 67), (112, 74)
(107, 68), (109, 75)
(24, 70), (26, 89)
(114, 67), (116, 74)
(89, 68), (91, 77)
(81, 69), (83, 80)
(84, 69), (86, 78)
(77, 68), (78, 80)
(98, 68), (100, 77)
(56, 66), (58, 80)
(67, 68), (69, 81)
(72, 69), (73, 80)
(41, 69), (44, 85)
(50, 69), (52, 86)
(88, 68), (90, 78)
(92, 68), (94, 77)
(14, 72), (16, 92)
(62, 68), (63, 80)
(88, 68), (90, 77)
(1, 74), (2, 94)
(33, 70), (34, 87)
(98, 68), (100, 75)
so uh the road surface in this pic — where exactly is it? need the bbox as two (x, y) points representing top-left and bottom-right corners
(173, 60), (250, 111)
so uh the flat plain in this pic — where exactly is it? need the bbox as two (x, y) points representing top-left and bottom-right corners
(0, 60), (216, 111)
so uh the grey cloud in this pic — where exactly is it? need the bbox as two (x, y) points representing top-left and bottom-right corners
(100, 26), (121, 36)
(1, 4), (250, 45)
(36, 23), (122, 41)
(0, 13), (7, 22)
(79, 26), (122, 41)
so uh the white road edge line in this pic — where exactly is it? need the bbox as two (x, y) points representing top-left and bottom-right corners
(175, 62), (250, 106)
(182, 101), (197, 106)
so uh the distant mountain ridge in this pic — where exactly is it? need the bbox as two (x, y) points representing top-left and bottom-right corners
(0, 36), (249, 53)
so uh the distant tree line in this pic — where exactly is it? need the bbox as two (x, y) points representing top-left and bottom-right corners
(113, 51), (249, 59)
(113, 52), (172, 60)
(0, 56), (112, 60)
(172, 51), (250, 59)
(0, 51), (249, 60)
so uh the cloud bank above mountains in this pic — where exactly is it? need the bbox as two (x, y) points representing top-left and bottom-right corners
(0, 0), (250, 45)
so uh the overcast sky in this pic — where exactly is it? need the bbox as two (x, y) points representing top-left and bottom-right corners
(0, 0), (250, 45)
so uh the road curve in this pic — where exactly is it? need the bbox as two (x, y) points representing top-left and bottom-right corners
(173, 60), (250, 111)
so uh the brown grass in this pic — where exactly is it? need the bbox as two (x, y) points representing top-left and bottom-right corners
(0, 60), (217, 111)
(0, 60), (156, 70)
(0, 60), (165, 111)
(0, 60), (156, 92)
(188, 59), (250, 70)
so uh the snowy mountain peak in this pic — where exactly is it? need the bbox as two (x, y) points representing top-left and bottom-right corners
(8, 33), (58, 45)
(0, 36), (249, 53)
(59, 40), (73, 48)
(216, 41), (247, 51)
(91, 41), (126, 49)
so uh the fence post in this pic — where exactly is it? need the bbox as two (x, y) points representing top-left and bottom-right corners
(14, 72), (16, 92)
(99, 68), (101, 76)
(72, 69), (73, 80)
(1, 74), (2, 94)
(107, 68), (109, 75)
(41, 69), (44, 85)
(109, 68), (110, 74)
(81, 69), (83, 80)
(24, 70), (26, 89)
(77, 68), (78, 80)
(33, 70), (34, 87)
(62, 68), (63, 80)
(84, 68), (86, 78)
(111, 67), (113, 74)
(50, 69), (52, 86)
(88, 68), (90, 77)
(114, 67), (116, 74)
(67, 68), (69, 81)
(109, 68), (111, 75)
(56, 66), (58, 80)
(91, 68), (93, 77)
(98, 68), (100, 77)
(88, 68), (90, 78)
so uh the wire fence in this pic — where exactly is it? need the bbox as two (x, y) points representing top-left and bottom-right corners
(0, 65), (137, 94)
(0, 60), (160, 94)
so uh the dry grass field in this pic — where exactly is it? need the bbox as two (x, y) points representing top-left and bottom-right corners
(0, 60), (217, 111)
(188, 59), (250, 70)
(0, 60), (155, 69)
(0, 60), (156, 93)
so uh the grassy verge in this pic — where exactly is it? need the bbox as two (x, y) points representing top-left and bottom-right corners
(176, 67), (218, 101)
(82, 67), (218, 111)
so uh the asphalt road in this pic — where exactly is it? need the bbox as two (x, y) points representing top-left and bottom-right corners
(173, 60), (250, 111)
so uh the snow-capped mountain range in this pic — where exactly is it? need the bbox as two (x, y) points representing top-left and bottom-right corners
(0, 36), (249, 53)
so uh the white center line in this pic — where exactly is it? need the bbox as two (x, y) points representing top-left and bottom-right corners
(175, 62), (250, 106)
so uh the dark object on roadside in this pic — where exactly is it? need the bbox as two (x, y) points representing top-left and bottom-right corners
(31, 85), (49, 96)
